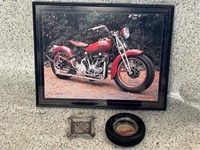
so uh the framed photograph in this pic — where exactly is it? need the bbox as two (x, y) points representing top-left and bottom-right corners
(33, 2), (174, 110)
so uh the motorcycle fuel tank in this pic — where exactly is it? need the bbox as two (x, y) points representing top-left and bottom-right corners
(85, 38), (112, 52)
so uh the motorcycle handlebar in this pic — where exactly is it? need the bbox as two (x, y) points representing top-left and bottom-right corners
(88, 25), (109, 33)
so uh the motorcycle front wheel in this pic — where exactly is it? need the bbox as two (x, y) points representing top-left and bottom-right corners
(51, 52), (72, 79)
(114, 54), (155, 93)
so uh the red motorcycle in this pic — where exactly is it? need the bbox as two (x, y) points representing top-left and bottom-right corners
(46, 25), (155, 93)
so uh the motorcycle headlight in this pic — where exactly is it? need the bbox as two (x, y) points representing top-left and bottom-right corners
(120, 27), (130, 39)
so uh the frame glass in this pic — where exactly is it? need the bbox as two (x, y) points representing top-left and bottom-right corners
(33, 2), (174, 110)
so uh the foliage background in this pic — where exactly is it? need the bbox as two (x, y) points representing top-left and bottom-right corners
(41, 10), (164, 69)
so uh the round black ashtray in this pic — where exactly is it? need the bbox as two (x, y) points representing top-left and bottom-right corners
(105, 113), (146, 147)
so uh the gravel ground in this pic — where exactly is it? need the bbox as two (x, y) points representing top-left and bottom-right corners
(44, 67), (159, 101)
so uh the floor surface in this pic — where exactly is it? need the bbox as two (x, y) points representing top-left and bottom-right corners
(0, 76), (199, 150)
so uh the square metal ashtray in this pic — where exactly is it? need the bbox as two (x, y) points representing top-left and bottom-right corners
(67, 115), (95, 137)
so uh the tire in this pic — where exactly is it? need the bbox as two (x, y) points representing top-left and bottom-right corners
(51, 52), (72, 79)
(114, 54), (155, 93)
(105, 113), (145, 147)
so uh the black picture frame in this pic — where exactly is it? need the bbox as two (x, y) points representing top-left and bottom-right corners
(33, 2), (174, 110)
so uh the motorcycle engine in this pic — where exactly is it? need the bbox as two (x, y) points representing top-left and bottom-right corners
(85, 52), (106, 77)
(88, 64), (103, 75)
(76, 62), (86, 75)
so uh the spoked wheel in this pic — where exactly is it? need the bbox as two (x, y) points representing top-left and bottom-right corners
(51, 52), (72, 79)
(114, 54), (155, 93)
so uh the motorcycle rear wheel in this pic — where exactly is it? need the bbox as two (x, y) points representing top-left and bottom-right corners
(51, 52), (72, 79)
(114, 54), (155, 93)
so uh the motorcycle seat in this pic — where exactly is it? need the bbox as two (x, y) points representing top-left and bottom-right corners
(69, 40), (88, 47)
